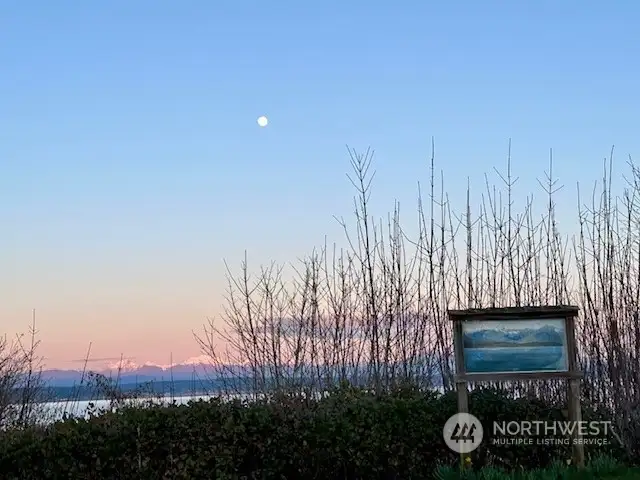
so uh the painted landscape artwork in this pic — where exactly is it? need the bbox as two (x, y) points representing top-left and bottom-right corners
(462, 318), (569, 374)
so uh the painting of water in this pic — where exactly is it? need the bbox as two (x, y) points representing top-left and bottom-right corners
(461, 318), (569, 374)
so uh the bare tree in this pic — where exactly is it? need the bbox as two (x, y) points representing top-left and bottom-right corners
(0, 311), (51, 429)
(195, 142), (640, 455)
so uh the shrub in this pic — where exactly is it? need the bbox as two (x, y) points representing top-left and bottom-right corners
(0, 385), (629, 479)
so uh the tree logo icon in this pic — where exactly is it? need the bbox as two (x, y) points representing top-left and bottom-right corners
(443, 413), (484, 453)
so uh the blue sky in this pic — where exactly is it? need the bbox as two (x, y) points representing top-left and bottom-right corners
(1, 1), (638, 367)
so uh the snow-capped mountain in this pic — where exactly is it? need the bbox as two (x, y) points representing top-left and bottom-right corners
(40, 356), (220, 387)
(104, 355), (216, 372)
(462, 324), (564, 348)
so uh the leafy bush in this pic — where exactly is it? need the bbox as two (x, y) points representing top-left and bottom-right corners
(0, 385), (630, 479)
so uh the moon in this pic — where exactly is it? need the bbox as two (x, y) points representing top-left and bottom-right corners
(257, 115), (268, 127)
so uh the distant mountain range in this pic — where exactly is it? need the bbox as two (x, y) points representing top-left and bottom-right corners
(463, 324), (565, 348)
(26, 357), (447, 401)
(38, 357), (240, 387)
(23, 359), (255, 401)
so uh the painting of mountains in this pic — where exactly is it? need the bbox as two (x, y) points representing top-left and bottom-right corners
(461, 319), (568, 373)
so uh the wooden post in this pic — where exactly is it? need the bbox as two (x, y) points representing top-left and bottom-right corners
(564, 311), (585, 469)
(568, 378), (585, 468)
(453, 319), (472, 470)
(456, 378), (470, 470)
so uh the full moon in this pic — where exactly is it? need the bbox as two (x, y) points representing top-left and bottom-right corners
(257, 115), (268, 127)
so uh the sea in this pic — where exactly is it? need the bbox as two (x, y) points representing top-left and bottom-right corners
(33, 393), (260, 424)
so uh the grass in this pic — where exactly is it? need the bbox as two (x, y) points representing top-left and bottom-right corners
(436, 455), (640, 479)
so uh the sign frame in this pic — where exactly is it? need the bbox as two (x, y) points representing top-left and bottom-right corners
(449, 305), (580, 382)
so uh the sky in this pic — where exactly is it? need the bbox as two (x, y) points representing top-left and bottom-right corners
(1, 1), (638, 369)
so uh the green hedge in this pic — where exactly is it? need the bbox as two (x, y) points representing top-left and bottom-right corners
(0, 385), (628, 479)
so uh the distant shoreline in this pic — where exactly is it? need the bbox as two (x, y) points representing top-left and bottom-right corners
(25, 374), (447, 403)
(16, 379), (228, 403)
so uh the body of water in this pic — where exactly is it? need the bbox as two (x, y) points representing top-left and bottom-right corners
(37, 393), (259, 423)
(464, 346), (567, 373)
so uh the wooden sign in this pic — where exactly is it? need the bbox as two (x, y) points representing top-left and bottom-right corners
(447, 306), (584, 468)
